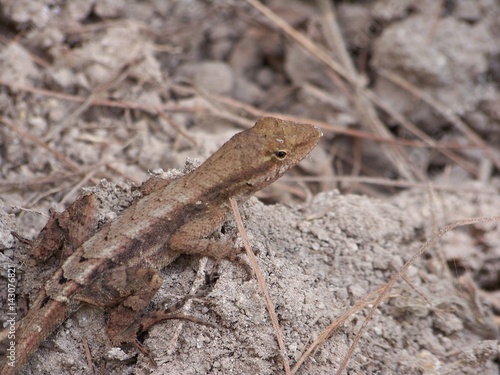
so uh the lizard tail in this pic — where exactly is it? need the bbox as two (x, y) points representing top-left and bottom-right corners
(1, 299), (71, 375)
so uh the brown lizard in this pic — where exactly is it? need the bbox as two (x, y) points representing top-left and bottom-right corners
(0, 116), (322, 374)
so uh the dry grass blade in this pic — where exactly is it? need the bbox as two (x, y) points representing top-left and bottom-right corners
(364, 90), (480, 176)
(229, 197), (291, 375)
(44, 56), (145, 142)
(292, 215), (500, 374)
(427, 0), (446, 42)
(156, 110), (198, 146)
(0, 116), (81, 173)
(245, 0), (353, 83)
(335, 215), (500, 374)
(347, 216), (499, 374)
(246, 0), (423, 182)
(0, 79), (205, 115)
(0, 34), (51, 68)
(58, 169), (99, 210)
(0, 116), (103, 203)
(291, 288), (385, 374)
(246, 0), (494, 184)
(193, 87), (256, 129)
(317, 0), (425, 181)
(0, 121), (142, 207)
(207, 93), (483, 151)
(290, 171), (495, 193)
(316, 0), (356, 78)
(377, 69), (500, 172)
(81, 336), (94, 374)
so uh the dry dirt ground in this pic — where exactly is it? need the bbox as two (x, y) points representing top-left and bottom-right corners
(0, 1), (499, 374)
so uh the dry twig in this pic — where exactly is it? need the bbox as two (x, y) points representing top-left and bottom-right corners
(229, 197), (291, 375)
(292, 216), (500, 374)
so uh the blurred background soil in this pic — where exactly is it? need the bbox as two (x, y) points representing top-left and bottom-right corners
(0, 1), (499, 374)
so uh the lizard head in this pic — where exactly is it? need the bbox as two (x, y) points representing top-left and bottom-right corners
(195, 116), (322, 201)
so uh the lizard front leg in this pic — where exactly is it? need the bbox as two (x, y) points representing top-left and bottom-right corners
(168, 204), (241, 261)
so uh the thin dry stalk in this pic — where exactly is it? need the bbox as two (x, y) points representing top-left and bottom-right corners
(283, 176), (497, 194)
(0, 159), (122, 191)
(81, 336), (94, 374)
(316, 0), (357, 79)
(318, 0), (425, 181)
(246, 0), (423, 182)
(229, 197), (291, 375)
(333, 216), (500, 375)
(0, 34), (51, 68)
(376, 69), (500, 172)
(59, 169), (99, 210)
(208, 93), (481, 151)
(0, 77), (483, 154)
(156, 110), (198, 145)
(427, 0), (446, 43)
(291, 288), (386, 374)
(194, 87), (256, 129)
(245, 0), (353, 83)
(292, 216), (500, 374)
(44, 56), (146, 142)
(365, 90), (479, 176)
(305, 82), (480, 174)
(0, 79), (205, 115)
(0, 116), (84, 174)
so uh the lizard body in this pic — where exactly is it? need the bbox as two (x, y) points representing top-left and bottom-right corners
(0, 117), (321, 374)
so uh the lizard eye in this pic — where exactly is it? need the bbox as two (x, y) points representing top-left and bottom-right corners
(274, 150), (287, 160)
